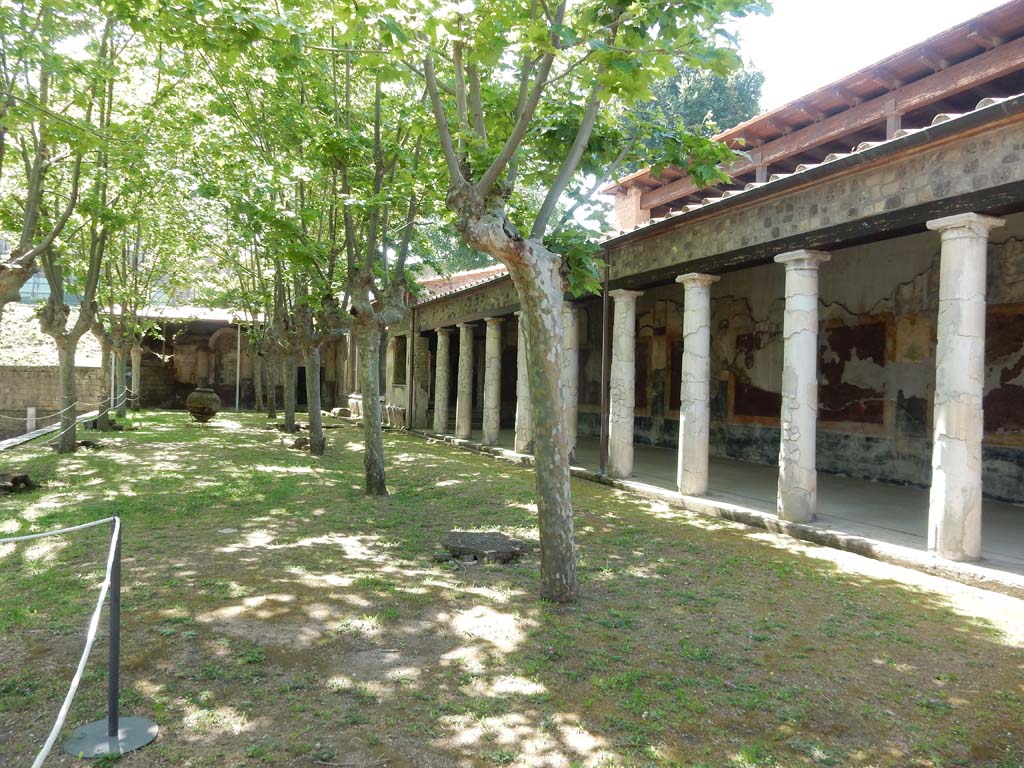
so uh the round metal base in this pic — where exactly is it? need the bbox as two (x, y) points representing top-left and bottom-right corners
(63, 716), (158, 758)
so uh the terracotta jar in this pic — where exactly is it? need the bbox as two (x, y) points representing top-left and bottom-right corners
(186, 387), (221, 423)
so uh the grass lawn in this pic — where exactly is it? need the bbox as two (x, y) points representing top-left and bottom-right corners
(1, 412), (1022, 768)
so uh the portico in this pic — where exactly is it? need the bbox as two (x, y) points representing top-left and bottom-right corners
(382, 12), (1024, 575)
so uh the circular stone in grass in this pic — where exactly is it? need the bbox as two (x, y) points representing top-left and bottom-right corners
(442, 531), (528, 564)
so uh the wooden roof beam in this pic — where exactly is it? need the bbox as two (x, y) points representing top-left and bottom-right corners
(833, 86), (863, 107)
(919, 49), (949, 72)
(639, 35), (1024, 211)
(795, 101), (826, 122)
(871, 67), (903, 90)
(968, 22), (1003, 50)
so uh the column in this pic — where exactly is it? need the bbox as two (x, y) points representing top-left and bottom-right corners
(607, 289), (642, 478)
(561, 304), (580, 458)
(433, 328), (452, 433)
(482, 317), (504, 446)
(455, 322), (475, 439)
(411, 333), (431, 429)
(925, 212), (1004, 561)
(774, 250), (830, 522)
(676, 273), (720, 495)
(514, 312), (533, 453)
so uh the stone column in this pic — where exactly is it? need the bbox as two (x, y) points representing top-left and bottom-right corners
(774, 250), (830, 522)
(676, 273), (720, 495)
(455, 323), (475, 439)
(561, 304), (580, 458)
(433, 328), (452, 433)
(514, 312), (533, 453)
(482, 317), (504, 446)
(925, 212), (1004, 561)
(607, 289), (642, 478)
(411, 333), (431, 429)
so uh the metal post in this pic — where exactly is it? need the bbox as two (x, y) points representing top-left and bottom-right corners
(598, 262), (611, 475)
(107, 520), (121, 738)
(63, 517), (158, 757)
(235, 323), (241, 412)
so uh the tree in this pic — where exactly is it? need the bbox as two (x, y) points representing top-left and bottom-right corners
(0, 1), (88, 330)
(36, 13), (116, 452)
(177, 8), (443, 478)
(418, 0), (767, 601)
(634, 63), (764, 151)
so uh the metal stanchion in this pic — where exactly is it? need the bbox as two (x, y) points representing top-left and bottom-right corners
(62, 520), (158, 758)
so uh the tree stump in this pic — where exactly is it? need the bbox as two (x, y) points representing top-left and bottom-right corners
(0, 473), (38, 495)
(442, 531), (528, 564)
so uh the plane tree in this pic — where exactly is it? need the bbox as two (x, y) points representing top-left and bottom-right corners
(415, 0), (768, 601)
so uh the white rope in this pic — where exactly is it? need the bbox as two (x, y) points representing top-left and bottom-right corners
(53, 419), (84, 440)
(0, 402), (79, 421)
(29, 517), (121, 768)
(0, 516), (115, 545)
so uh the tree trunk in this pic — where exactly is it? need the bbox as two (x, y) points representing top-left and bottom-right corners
(453, 200), (579, 602)
(130, 341), (142, 409)
(96, 344), (111, 431)
(513, 247), (578, 603)
(115, 350), (128, 419)
(266, 354), (278, 419)
(334, 340), (346, 409)
(304, 345), (325, 456)
(0, 263), (35, 333)
(253, 355), (265, 413)
(283, 352), (297, 433)
(56, 341), (78, 453)
(355, 323), (387, 495)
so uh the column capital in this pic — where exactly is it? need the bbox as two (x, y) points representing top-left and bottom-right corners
(456, 322), (476, 331)
(676, 273), (720, 288)
(484, 316), (505, 327)
(775, 249), (830, 269)
(927, 212), (1005, 238)
(609, 288), (643, 302)
(436, 326), (454, 336)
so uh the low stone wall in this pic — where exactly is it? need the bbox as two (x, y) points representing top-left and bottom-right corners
(0, 365), (105, 439)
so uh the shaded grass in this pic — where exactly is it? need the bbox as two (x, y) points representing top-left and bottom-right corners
(0, 411), (1022, 768)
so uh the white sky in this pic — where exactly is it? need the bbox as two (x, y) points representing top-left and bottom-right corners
(732, 0), (1008, 111)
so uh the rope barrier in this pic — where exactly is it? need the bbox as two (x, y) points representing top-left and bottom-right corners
(0, 517), (115, 545)
(30, 517), (120, 768)
(0, 402), (80, 422)
(0, 517), (122, 768)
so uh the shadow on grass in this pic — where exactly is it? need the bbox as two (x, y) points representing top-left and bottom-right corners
(0, 411), (1022, 768)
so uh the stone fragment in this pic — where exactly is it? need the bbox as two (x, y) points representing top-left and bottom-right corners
(0, 473), (37, 495)
(442, 531), (528, 564)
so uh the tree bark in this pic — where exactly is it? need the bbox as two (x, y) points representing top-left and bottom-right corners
(451, 197), (579, 602)
(355, 322), (387, 495)
(283, 352), (297, 432)
(253, 355), (265, 413)
(512, 247), (578, 603)
(97, 344), (111, 432)
(266, 354), (278, 419)
(130, 341), (142, 409)
(115, 350), (127, 419)
(303, 346), (325, 455)
(56, 341), (78, 453)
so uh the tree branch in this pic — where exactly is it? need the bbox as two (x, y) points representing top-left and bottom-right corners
(423, 54), (465, 186)
(531, 85), (602, 240)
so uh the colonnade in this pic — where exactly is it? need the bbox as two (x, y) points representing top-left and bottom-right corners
(416, 211), (1001, 562)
